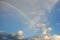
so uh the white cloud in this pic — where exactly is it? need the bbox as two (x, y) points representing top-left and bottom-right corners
(17, 30), (24, 36)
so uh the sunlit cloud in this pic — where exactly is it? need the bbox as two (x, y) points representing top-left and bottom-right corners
(47, 27), (52, 31)
(42, 29), (47, 35)
(44, 35), (50, 40)
(17, 30), (24, 36)
(40, 24), (46, 28)
(54, 35), (60, 40)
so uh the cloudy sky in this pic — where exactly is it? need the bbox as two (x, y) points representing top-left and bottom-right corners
(0, 0), (60, 37)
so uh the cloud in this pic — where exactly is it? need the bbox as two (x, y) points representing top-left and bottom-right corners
(47, 0), (58, 13)
(25, 0), (59, 26)
(42, 29), (47, 35)
(0, 1), (31, 25)
(0, 1), (30, 19)
(27, 0), (59, 13)
(1, 0), (58, 23)
(44, 35), (50, 40)
(57, 8), (60, 12)
(47, 27), (52, 31)
(27, 0), (59, 32)
(2, 0), (58, 14)
(1, 0), (59, 37)
(56, 23), (60, 26)
(53, 35), (60, 40)
(17, 30), (24, 36)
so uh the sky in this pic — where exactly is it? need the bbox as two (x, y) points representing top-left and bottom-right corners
(0, 0), (60, 37)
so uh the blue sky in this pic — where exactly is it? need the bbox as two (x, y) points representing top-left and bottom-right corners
(0, 0), (60, 37)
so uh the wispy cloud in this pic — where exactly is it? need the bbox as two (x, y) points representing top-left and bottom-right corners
(0, 0), (59, 37)
(56, 23), (60, 26)
(0, 1), (31, 30)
